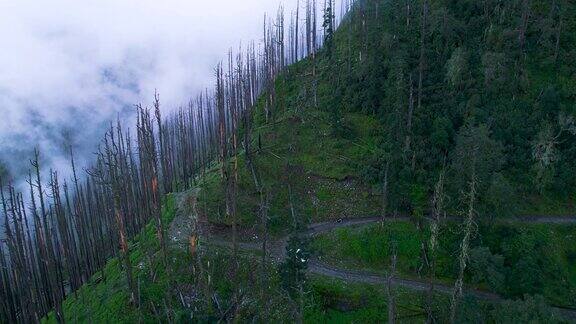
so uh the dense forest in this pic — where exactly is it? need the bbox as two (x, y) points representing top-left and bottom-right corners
(1, 0), (575, 323)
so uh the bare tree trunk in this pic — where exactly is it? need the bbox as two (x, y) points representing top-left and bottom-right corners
(519, 0), (530, 53)
(450, 153), (478, 323)
(427, 165), (446, 323)
(387, 246), (397, 324)
(312, 0), (318, 107)
(405, 73), (414, 153)
(155, 91), (170, 193)
(381, 160), (390, 225)
(32, 150), (66, 324)
(115, 193), (137, 305)
(288, 183), (298, 229)
(295, 0), (300, 62)
(554, 12), (562, 63)
(406, 0), (411, 27)
(297, 284), (305, 324)
(417, 0), (428, 112)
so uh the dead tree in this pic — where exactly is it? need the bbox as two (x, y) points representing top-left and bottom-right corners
(0, 4), (325, 320)
(381, 160), (390, 225)
(405, 74), (415, 153)
(138, 107), (168, 266)
(387, 246), (397, 324)
(450, 150), (478, 323)
(154, 92), (170, 193)
(295, 0), (300, 62)
(100, 128), (138, 307)
(427, 165), (446, 322)
(417, 0), (429, 112)
(518, 0), (531, 52)
(31, 150), (66, 324)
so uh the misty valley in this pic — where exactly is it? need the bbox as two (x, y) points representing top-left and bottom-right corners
(1, 0), (576, 323)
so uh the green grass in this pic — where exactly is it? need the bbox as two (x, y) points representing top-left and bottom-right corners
(305, 275), (514, 323)
(311, 221), (576, 308)
(194, 44), (575, 244)
(312, 221), (423, 276)
(44, 193), (294, 323)
(43, 195), (183, 323)
(516, 194), (576, 216)
(306, 276), (425, 323)
(196, 62), (383, 236)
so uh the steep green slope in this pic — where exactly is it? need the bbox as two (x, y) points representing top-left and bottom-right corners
(332, 0), (575, 217)
(197, 0), (575, 229)
(198, 60), (384, 235)
(44, 0), (576, 322)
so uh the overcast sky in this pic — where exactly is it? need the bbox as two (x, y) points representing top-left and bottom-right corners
(0, 0), (304, 180)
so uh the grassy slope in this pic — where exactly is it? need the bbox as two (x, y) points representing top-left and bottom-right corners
(307, 276), (443, 323)
(42, 192), (432, 323)
(197, 58), (384, 237)
(44, 195), (180, 323)
(312, 221), (576, 308)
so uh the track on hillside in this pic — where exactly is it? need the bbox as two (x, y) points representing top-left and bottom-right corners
(204, 214), (576, 320)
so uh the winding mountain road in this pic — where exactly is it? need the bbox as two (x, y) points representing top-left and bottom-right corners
(304, 215), (576, 236)
(171, 190), (575, 319)
(205, 215), (576, 320)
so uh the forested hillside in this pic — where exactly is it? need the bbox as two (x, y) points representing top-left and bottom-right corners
(324, 0), (576, 218)
(2, 0), (575, 323)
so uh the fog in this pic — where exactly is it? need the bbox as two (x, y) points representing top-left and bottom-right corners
(0, 0), (301, 182)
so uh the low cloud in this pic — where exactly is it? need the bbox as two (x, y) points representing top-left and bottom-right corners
(0, 0), (296, 181)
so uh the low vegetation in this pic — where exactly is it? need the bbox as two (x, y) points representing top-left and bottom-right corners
(312, 221), (576, 308)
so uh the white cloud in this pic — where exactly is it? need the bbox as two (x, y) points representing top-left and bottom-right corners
(0, 0), (299, 179)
